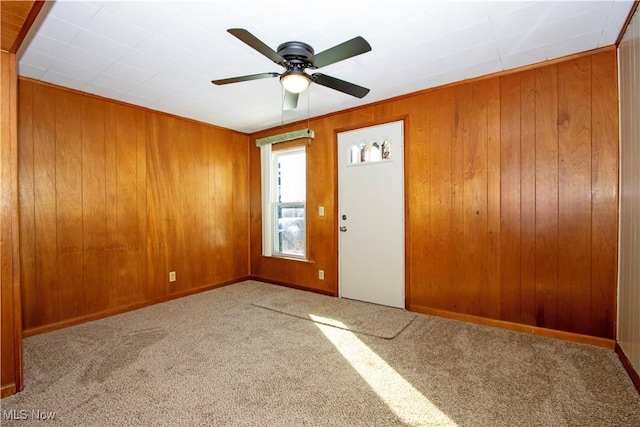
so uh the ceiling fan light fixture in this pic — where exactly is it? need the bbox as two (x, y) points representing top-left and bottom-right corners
(280, 70), (310, 94)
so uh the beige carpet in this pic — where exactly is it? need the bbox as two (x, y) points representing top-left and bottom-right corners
(252, 286), (416, 338)
(2, 280), (640, 426)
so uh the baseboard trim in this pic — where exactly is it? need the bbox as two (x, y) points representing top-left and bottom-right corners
(409, 304), (615, 349)
(1, 383), (17, 398)
(615, 342), (640, 394)
(249, 275), (336, 296)
(23, 276), (250, 337)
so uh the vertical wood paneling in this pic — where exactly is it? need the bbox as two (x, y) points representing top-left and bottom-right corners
(461, 81), (489, 316)
(18, 80), (250, 334)
(534, 64), (559, 330)
(1, 50), (22, 396)
(233, 131), (250, 277)
(249, 48), (619, 339)
(406, 95), (430, 308)
(114, 104), (141, 304)
(135, 109), (148, 301)
(18, 78), (35, 329)
(429, 89), (453, 310)
(590, 50), (618, 339)
(81, 96), (107, 313)
(451, 87), (465, 312)
(618, 8), (640, 377)
(486, 78), (501, 319)
(500, 73), (522, 322)
(520, 70), (537, 325)
(557, 56), (592, 334)
(104, 102), (119, 307)
(32, 83), (58, 326)
(55, 91), (84, 319)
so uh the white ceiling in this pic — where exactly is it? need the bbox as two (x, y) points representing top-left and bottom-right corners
(18, 0), (634, 134)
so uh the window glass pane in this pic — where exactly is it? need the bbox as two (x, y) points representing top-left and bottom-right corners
(275, 205), (305, 256)
(347, 140), (392, 165)
(276, 151), (305, 203)
(271, 146), (306, 258)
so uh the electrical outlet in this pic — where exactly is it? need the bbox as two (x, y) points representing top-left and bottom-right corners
(318, 270), (324, 280)
(169, 271), (176, 282)
(319, 206), (325, 216)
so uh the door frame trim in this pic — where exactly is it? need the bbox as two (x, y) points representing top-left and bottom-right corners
(333, 115), (410, 307)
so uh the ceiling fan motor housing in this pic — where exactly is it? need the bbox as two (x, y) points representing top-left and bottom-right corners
(277, 41), (315, 68)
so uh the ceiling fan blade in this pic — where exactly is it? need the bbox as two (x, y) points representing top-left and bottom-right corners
(312, 73), (370, 98)
(283, 90), (299, 111)
(211, 72), (279, 85)
(312, 36), (371, 68)
(227, 28), (284, 64)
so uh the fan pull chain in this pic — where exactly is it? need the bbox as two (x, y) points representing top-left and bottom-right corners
(281, 86), (285, 127)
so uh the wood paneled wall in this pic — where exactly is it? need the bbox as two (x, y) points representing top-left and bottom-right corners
(250, 48), (619, 339)
(1, 51), (23, 397)
(618, 7), (640, 383)
(18, 79), (250, 334)
(1, 0), (42, 398)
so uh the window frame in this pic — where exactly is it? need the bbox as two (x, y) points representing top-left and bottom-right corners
(261, 142), (307, 260)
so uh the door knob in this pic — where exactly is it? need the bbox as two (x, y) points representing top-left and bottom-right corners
(339, 226), (347, 232)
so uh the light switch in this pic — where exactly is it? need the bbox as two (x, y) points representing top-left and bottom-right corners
(319, 206), (325, 216)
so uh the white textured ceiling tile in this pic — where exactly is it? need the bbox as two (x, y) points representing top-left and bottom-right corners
(56, 45), (113, 72)
(156, 94), (204, 113)
(19, 35), (67, 59)
(37, 16), (82, 44)
(175, 53), (220, 79)
(545, 30), (604, 59)
(486, 1), (539, 19)
(118, 49), (171, 74)
(458, 58), (504, 80)
(134, 35), (193, 65)
(500, 30), (603, 70)
(18, 63), (47, 80)
(432, 1), (491, 31)
(500, 45), (550, 70)
(491, 1), (609, 40)
(143, 69), (194, 93)
(84, 9), (151, 48)
(40, 70), (88, 91)
(496, 6), (611, 57)
(153, 17), (218, 49)
(412, 21), (496, 61)
(47, 58), (102, 82)
(71, 30), (131, 61)
(103, 62), (154, 85)
(175, 2), (260, 34)
(100, 1), (172, 33)
(19, 50), (56, 71)
(599, 0), (636, 45)
(91, 73), (138, 93)
(127, 85), (167, 103)
(386, 2), (491, 45)
(48, 0), (100, 28)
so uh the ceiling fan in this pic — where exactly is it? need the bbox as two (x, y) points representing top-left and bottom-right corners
(211, 28), (372, 110)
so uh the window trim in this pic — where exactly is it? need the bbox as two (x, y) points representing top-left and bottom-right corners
(261, 143), (307, 260)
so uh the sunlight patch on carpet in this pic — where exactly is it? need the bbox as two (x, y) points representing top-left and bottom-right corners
(310, 314), (456, 426)
(252, 288), (416, 338)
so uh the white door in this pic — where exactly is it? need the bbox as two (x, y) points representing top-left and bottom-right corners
(337, 120), (404, 308)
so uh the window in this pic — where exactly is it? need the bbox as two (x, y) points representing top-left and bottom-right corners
(261, 144), (306, 259)
(349, 140), (391, 165)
